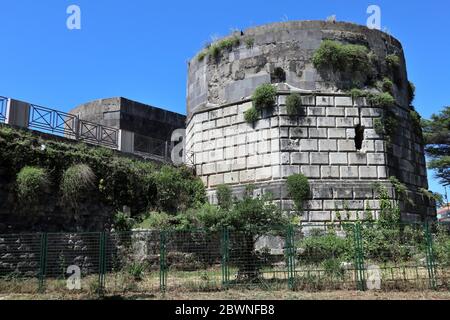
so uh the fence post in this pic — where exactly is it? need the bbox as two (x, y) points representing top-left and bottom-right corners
(424, 222), (437, 290)
(353, 223), (366, 291)
(160, 231), (167, 292)
(98, 232), (106, 296)
(38, 233), (48, 293)
(221, 227), (230, 288)
(284, 225), (296, 291)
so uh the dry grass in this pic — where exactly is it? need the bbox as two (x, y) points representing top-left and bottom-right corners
(1, 289), (450, 301)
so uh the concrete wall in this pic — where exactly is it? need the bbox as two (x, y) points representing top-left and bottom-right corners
(70, 97), (186, 141)
(185, 92), (434, 223)
(187, 21), (409, 116)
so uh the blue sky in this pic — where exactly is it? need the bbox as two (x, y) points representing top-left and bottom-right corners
(0, 0), (448, 198)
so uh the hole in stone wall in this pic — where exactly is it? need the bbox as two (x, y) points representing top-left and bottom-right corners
(271, 67), (286, 83)
(354, 124), (365, 151)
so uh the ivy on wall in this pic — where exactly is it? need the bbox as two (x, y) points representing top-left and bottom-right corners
(0, 125), (206, 217)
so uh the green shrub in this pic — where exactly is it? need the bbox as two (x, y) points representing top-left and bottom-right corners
(0, 126), (204, 216)
(410, 110), (423, 137)
(297, 231), (352, 265)
(153, 165), (206, 213)
(208, 36), (240, 61)
(286, 174), (310, 211)
(127, 262), (146, 281)
(348, 88), (367, 99)
(194, 203), (224, 232)
(313, 40), (371, 73)
(244, 106), (259, 124)
(379, 77), (394, 94)
(386, 54), (401, 69)
(389, 176), (413, 205)
(408, 81), (416, 105)
(386, 54), (402, 86)
(286, 93), (302, 115)
(197, 51), (207, 62)
(113, 211), (135, 232)
(252, 84), (277, 110)
(374, 111), (399, 145)
(419, 188), (443, 207)
(60, 164), (96, 206)
(368, 92), (396, 107)
(216, 184), (232, 210)
(16, 166), (49, 203)
(135, 212), (172, 230)
(245, 37), (255, 49)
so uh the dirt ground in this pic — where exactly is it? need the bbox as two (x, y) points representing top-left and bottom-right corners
(1, 290), (450, 300)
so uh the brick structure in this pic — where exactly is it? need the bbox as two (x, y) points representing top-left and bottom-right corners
(185, 21), (435, 222)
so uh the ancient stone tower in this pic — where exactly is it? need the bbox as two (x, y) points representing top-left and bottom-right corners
(185, 21), (435, 222)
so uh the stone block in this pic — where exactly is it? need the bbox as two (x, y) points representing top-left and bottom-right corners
(209, 149), (224, 162)
(301, 166), (320, 178)
(247, 155), (261, 168)
(300, 139), (318, 151)
(203, 163), (216, 175)
(346, 108), (359, 117)
(232, 158), (246, 171)
(327, 107), (345, 117)
(354, 188), (373, 199)
(282, 165), (300, 177)
(209, 174), (224, 187)
(340, 166), (359, 179)
(349, 153), (367, 165)
(336, 118), (355, 128)
(209, 109), (223, 120)
(255, 167), (272, 181)
(299, 117), (317, 127)
(291, 152), (309, 165)
(311, 153), (329, 165)
(367, 154), (385, 165)
(334, 188), (354, 199)
(319, 140), (337, 151)
(316, 96), (334, 106)
(306, 200), (323, 210)
(335, 96), (353, 107)
(312, 186), (333, 199)
(216, 160), (232, 173)
(318, 117), (336, 127)
(309, 128), (327, 138)
(309, 211), (332, 222)
(224, 172), (239, 184)
(321, 166), (340, 179)
(377, 166), (387, 179)
(359, 166), (378, 179)
(308, 107), (326, 116)
(239, 170), (255, 183)
(338, 140), (356, 152)
(328, 128), (346, 139)
(281, 139), (300, 151)
(329, 152), (348, 165)
(290, 127), (308, 138)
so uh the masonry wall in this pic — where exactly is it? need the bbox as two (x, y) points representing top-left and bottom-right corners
(185, 92), (434, 223)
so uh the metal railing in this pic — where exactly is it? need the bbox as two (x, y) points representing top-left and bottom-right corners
(0, 96), (7, 123)
(1, 97), (177, 160)
(78, 119), (119, 149)
(0, 222), (448, 296)
(29, 104), (78, 139)
(134, 133), (172, 162)
(26, 103), (120, 149)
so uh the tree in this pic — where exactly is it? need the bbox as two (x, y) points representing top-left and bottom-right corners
(198, 185), (288, 281)
(422, 106), (450, 186)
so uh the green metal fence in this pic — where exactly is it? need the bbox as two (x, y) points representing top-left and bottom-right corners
(0, 222), (449, 296)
